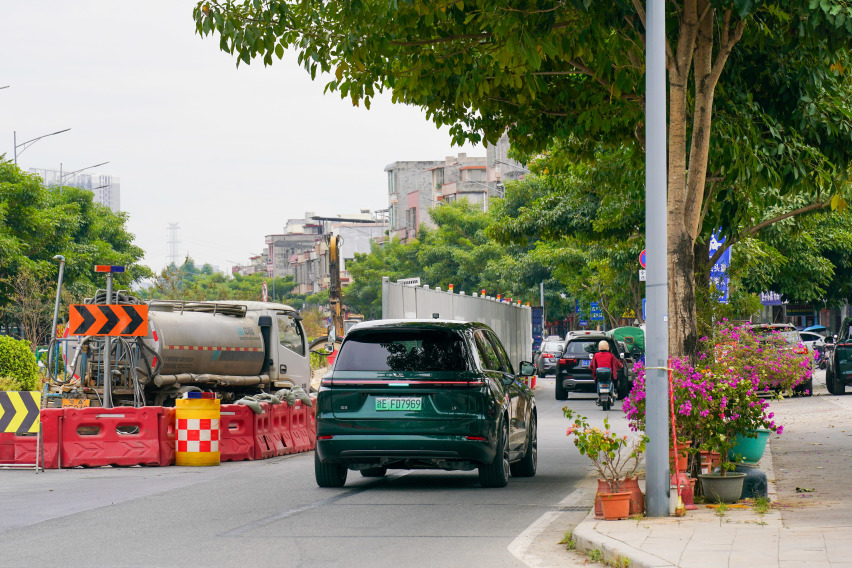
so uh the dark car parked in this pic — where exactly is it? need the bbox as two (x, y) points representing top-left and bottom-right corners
(534, 340), (564, 377)
(555, 332), (634, 401)
(314, 319), (537, 488)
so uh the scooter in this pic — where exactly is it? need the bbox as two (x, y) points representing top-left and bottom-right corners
(595, 367), (615, 411)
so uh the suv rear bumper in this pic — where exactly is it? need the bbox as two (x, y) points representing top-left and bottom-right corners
(560, 376), (596, 393)
(316, 435), (496, 468)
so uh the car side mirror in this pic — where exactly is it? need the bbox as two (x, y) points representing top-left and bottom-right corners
(325, 343), (335, 354)
(519, 361), (535, 376)
(327, 325), (336, 344)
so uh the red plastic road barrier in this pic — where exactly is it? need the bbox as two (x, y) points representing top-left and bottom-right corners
(157, 406), (176, 466)
(219, 404), (256, 462)
(306, 396), (317, 450)
(40, 408), (62, 469)
(61, 407), (162, 467)
(253, 403), (277, 460)
(270, 403), (293, 456)
(290, 402), (311, 453)
(0, 433), (36, 465)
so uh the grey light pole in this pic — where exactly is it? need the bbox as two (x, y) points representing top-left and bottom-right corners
(645, 0), (670, 517)
(103, 274), (114, 409)
(57, 161), (110, 193)
(50, 256), (66, 341)
(13, 128), (71, 164)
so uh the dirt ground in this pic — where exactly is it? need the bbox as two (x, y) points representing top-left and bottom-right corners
(768, 368), (852, 527)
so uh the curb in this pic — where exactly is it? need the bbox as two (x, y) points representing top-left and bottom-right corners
(571, 438), (779, 567)
(572, 515), (675, 568)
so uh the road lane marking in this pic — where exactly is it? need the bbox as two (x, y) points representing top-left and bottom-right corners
(507, 487), (591, 567)
(219, 471), (410, 537)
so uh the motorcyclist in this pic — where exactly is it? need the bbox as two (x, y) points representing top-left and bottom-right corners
(590, 340), (623, 385)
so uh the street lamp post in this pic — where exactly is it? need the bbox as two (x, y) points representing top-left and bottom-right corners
(51, 255), (66, 341)
(58, 161), (110, 193)
(13, 128), (71, 164)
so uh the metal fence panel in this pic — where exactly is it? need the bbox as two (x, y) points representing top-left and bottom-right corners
(381, 278), (532, 370)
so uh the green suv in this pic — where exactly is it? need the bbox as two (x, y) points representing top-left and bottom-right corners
(314, 320), (538, 488)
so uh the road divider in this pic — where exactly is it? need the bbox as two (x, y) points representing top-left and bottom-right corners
(0, 399), (316, 470)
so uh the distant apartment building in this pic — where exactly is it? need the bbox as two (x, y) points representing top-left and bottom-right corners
(429, 153), (489, 206)
(30, 167), (121, 212)
(385, 133), (526, 242)
(385, 160), (443, 241)
(231, 253), (267, 276)
(486, 133), (526, 188)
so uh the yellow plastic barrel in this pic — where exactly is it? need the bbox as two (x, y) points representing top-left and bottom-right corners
(175, 398), (220, 466)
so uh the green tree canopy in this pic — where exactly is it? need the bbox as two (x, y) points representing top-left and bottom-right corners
(194, 1), (852, 356)
(0, 161), (150, 336)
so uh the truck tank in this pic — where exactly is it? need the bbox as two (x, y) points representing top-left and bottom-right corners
(141, 308), (265, 378)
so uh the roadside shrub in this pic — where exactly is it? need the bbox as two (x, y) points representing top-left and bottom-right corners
(0, 336), (40, 391)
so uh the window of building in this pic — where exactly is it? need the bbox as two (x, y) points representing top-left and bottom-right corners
(388, 171), (395, 194)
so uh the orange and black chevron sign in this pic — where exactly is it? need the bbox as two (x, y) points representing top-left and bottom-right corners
(68, 304), (148, 336)
(0, 391), (41, 434)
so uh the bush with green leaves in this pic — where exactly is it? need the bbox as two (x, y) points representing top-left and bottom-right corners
(0, 336), (40, 391)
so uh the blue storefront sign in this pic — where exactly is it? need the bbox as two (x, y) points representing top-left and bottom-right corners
(590, 302), (603, 321)
(709, 231), (731, 303)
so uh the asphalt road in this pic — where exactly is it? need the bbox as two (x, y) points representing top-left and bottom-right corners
(0, 380), (631, 568)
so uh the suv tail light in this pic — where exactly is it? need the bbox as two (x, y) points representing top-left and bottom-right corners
(793, 346), (808, 355)
(559, 358), (577, 365)
(542, 353), (554, 359)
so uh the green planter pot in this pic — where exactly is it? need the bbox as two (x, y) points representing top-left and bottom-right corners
(728, 428), (770, 463)
(698, 472), (747, 504)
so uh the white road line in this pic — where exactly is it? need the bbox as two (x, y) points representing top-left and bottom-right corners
(507, 487), (590, 567)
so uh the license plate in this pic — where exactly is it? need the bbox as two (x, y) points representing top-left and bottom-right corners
(375, 397), (422, 411)
(580, 360), (590, 367)
(599, 387), (611, 393)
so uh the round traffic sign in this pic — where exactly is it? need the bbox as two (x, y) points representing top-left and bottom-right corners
(639, 249), (646, 268)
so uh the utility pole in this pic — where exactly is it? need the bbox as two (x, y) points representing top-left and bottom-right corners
(644, 0), (670, 517)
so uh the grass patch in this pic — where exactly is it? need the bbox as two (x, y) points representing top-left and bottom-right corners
(753, 497), (769, 515)
(588, 549), (604, 563)
(559, 530), (576, 550)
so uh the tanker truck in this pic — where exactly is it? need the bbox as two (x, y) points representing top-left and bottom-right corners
(50, 298), (313, 407)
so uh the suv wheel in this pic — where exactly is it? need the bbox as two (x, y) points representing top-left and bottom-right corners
(315, 452), (348, 487)
(828, 367), (845, 396)
(555, 379), (568, 401)
(616, 376), (630, 400)
(510, 413), (537, 478)
(479, 422), (510, 488)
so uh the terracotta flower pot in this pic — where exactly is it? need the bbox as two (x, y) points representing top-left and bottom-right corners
(599, 492), (631, 520)
(699, 450), (721, 475)
(669, 441), (691, 473)
(595, 477), (644, 518)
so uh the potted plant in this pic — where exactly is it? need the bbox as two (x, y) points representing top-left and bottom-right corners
(564, 409), (647, 520)
(623, 320), (784, 503)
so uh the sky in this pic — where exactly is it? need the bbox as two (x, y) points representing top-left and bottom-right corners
(0, 1), (483, 275)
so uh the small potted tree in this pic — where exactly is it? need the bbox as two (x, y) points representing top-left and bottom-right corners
(564, 409), (647, 519)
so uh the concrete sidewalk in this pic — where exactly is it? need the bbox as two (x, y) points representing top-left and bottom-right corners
(571, 443), (852, 567)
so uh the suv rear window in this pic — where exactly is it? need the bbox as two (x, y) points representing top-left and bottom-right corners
(334, 329), (470, 372)
(541, 341), (563, 352)
(564, 339), (600, 356)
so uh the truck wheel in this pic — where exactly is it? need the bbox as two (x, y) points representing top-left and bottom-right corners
(479, 422), (510, 488)
(315, 452), (347, 488)
(510, 413), (537, 478)
(555, 380), (568, 401)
